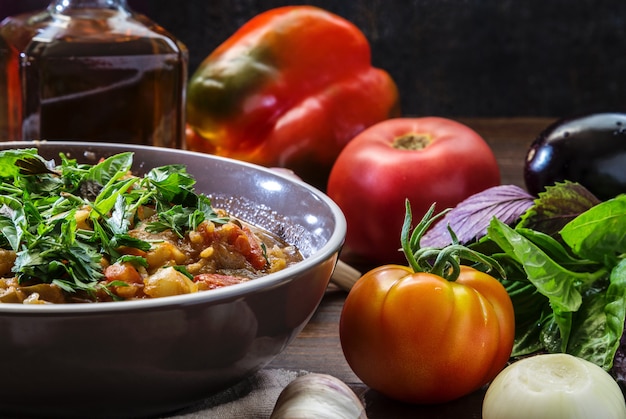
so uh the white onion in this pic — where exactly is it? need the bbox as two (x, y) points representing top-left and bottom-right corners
(483, 353), (626, 419)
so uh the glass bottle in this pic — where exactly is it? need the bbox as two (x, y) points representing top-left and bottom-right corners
(0, 0), (188, 148)
(0, 8), (45, 141)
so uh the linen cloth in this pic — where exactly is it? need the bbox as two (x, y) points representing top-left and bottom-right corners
(166, 369), (309, 419)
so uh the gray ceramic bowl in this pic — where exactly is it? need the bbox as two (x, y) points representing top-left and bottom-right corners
(0, 141), (346, 419)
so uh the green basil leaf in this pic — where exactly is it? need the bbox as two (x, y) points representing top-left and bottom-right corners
(561, 195), (626, 265)
(487, 218), (584, 313)
(503, 274), (552, 356)
(568, 259), (626, 370)
(512, 308), (552, 356)
(516, 227), (601, 272)
(552, 306), (573, 352)
(539, 314), (562, 353)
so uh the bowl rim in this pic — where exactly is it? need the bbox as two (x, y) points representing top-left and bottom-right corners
(0, 141), (346, 314)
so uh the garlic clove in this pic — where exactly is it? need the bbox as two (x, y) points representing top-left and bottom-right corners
(271, 373), (367, 419)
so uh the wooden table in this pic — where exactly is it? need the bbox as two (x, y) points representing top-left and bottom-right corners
(266, 118), (556, 418)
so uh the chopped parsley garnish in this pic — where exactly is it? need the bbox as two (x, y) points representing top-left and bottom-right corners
(0, 149), (228, 297)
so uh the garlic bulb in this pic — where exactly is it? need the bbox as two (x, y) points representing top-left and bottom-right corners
(270, 373), (367, 419)
(483, 353), (626, 419)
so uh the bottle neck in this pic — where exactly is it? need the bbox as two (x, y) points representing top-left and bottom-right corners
(49, 0), (129, 13)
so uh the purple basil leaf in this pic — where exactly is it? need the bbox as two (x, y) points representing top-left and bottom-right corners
(421, 185), (535, 247)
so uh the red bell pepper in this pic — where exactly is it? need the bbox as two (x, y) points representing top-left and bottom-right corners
(185, 5), (400, 189)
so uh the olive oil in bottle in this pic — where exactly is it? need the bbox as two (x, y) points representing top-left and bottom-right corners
(0, 0), (188, 148)
(0, 9), (47, 141)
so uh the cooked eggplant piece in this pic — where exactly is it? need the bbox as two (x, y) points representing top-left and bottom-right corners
(524, 113), (626, 200)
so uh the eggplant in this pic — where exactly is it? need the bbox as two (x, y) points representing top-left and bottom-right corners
(524, 113), (626, 200)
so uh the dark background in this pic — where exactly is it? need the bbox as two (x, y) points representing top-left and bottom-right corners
(2, 0), (626, 118)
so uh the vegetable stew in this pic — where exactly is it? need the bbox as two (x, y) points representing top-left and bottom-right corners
(0, 149), (302, 303)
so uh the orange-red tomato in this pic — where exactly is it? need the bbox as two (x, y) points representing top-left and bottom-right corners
(339, 265), (515, 404)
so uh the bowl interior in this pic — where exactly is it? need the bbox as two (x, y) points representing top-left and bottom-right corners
(0, 141), (346, 307)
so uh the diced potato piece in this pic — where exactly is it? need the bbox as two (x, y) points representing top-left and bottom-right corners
(74, 208), (92, 230)
(145, 242), (187, 271)
(111, 283), (142, 299)
(104, 262), (143, 284)
(143, 267), (198, 298)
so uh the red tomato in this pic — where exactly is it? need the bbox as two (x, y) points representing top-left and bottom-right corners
(327, 117), (500, 265)
(339, 265), (515, 404)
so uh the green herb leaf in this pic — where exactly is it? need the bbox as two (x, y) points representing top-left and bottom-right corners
(515, 228), (601, 273)
(147, 164), (195, 204)
(0, 149), (224, 297)
(146, 205), (197, 237)
(116, 254), (148, 267)
(487, 218), (611, 352)
(518, 181), (601, 238)
(173, 265), (194, 280)
(0, 148), (39, 178)
(567, 272), (626, 370)
(0, 195), (25, 250)
(92, 177), (138, 221)
(15, 155), (58, 176)
(109, 234), (151, 253)
(560, 195), (626, 266)
(488, 219), (585, 312)
(86, 152), (133, 185)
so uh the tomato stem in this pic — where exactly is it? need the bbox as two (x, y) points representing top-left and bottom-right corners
(400, 199), (505, 281)
(392, 133), (432, 150)
(400, 201), (444, 273)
